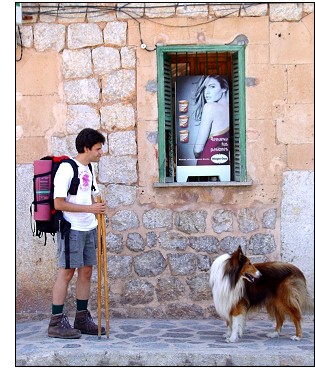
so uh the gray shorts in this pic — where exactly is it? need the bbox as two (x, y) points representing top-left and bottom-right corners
(57, 228), (97, 268)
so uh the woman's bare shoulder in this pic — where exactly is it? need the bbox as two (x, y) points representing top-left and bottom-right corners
(204, 101), (228, 113)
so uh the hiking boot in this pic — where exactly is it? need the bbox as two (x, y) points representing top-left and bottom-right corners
(48, 313), (82, 339)
(74, 309), (105, 335)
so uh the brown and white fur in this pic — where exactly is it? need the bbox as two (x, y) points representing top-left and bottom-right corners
(209, 246), (312, 342)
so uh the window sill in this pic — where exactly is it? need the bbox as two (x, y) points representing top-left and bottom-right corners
(153, 180), (253, 188)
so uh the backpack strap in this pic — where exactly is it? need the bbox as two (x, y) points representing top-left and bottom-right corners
(88, 163), (96, 192)
(60, 160), (96, 194)
(64, 231), (71, 269)
(32, 170), (51, 211)
(61, 159), (80, 195)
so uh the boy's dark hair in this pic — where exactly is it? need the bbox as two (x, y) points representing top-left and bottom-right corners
(75, 128), (105, 153)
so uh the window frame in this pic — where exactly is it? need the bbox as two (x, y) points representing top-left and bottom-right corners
(156, 44), (251, 187)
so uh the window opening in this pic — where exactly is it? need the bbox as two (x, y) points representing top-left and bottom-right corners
(157, 45), (247, 185)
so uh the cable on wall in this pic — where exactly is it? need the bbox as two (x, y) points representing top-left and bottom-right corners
(18, 3), (267, 55)
(16, 26), (23, 62)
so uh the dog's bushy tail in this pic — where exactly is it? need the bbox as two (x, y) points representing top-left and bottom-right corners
(289, 277), (314, 314)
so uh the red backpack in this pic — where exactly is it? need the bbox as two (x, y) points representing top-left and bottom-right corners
(31, 156), (95, 242)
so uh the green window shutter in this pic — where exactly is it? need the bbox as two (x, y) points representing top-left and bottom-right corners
(157, 52), (175, 182)
(231, 52), (241, 181)
(231, 49), (246, 182)
(164, 56), (175, 182)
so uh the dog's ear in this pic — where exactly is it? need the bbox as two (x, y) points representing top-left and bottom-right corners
(236, 245), (243, 260)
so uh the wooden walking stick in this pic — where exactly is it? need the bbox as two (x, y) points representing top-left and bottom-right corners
(100, 196), (110, 339)
(97, 198), (102, 339)
(97, 196), (110, 339)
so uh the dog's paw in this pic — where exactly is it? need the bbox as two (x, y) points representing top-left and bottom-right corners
(266, 331), (279, 338)
(290, 335), (301, 341)
(226, 336), (238, 343)
(224, 330), (231, 340)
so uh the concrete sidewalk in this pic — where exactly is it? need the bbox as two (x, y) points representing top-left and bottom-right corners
(16, 314), (314, 366)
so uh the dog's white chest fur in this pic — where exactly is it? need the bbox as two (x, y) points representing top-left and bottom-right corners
(209, 254), (244, 321)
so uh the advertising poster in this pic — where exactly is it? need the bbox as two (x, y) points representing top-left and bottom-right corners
(175, 75), (231, 182)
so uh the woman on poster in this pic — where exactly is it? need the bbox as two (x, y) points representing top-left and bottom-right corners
(193, 75), (230, 165)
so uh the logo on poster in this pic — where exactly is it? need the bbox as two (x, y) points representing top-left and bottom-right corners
(211, 154), (228, 164)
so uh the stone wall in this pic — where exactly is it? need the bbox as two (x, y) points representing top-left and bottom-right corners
(16, 3), (314, 320)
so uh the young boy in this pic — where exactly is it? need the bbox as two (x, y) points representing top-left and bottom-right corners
(48, 128), (106, 339)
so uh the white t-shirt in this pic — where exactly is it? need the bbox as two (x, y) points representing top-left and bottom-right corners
(53, 159), (99, 231)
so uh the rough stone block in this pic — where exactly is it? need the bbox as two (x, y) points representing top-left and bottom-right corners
(68, 23), (103, 49)
(103, 21), (127, 46)
(62, 48), (92, 79)
(64, 78), (100, 104)
(34, 23), (65, 52)
(92, 46), (121, 74)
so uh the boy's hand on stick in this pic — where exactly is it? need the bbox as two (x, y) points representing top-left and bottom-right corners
(91, 202), (106, 214)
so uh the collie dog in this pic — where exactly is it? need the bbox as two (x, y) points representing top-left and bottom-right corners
(210, 246), (312, 342)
